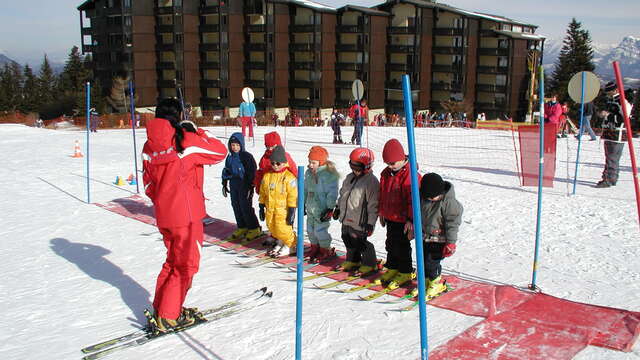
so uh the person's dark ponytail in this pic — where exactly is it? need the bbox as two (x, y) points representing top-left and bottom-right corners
(155, 98), (185, 153)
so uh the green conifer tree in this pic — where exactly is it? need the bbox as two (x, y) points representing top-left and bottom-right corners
(21, 65), (39, 113)
(38, 55), (57, 106)
(60, 46), (90, 112)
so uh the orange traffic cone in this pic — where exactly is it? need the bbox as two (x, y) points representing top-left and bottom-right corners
(126, 173), (134, 182)
(71, 140), (83, 158)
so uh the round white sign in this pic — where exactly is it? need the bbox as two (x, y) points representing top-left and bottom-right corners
(241, 87), (255, 103)
(568, 71), (600, 103)
(351, 79), (364, 101)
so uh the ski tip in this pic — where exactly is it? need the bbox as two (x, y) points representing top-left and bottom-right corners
(259, 286), (268, 293)
(265, 291), (273, 298)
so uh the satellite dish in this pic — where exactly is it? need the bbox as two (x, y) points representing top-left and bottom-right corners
(241, 87), (255, 103)
(351, 79), (364, 101)
(568, 71), (600, 103)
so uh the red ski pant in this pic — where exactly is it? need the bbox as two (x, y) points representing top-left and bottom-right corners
(153, 221), (203, 319)
(240, 116), (254, 138)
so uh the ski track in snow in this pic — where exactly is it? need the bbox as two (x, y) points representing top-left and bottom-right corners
(0, 124), (638, 359)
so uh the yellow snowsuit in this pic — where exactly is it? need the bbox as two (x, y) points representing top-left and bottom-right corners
(259, 167), (298, 248)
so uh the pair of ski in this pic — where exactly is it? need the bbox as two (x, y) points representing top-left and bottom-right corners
(384, 283), (454, 312)
(80, 287), (273, 359)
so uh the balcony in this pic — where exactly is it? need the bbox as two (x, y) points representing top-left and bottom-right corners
(387, 44), (415, 53)
(385, 80), (402, 89)
(335, 80), (353, 88)
(431, 82), (464, 91)
(82, 45), (94, 53)
(81, 27), (92, 36)
(245, 43), (266, 51)
(245, 79), (265, 88)
(290, 79), (314, 87)
(155, 6), (181, 15)
(476, 102), (505, 110)
(432, 46), (464, 55)
(476, 84), (507, 93)
(156, 43), (177, 51)
(157, 61), (176, 69)
(388, 25), (417, 34)
(199, 43), (221, 51)
(290, 61), (315, 70)
(245, 24), (266, 32)
(433, 28), (464, 36)
(388, 63), (413, 71)
(477, 65), (509, 74)
(335, 62), (364, 71)
(478, 48), (509, 56)
(432, 64), (464, 73)
(199, 24), (220, 32)
(200, 79), (221, 87)
(386, 99), (404, 107)
(337, 24), (363, 33)
(200, 61), (220, 69)
(200, 6), (219, 14)
(102, 7), (125, 16)
(106, 24), (124, 33)
(289, 24), (321, 33)
(155, 24), (177, 33)
(201, 97), (224, 108)
(157, 79), (176, 88)
(245, 61), (266, 70)
(336, 43), (365, 52)
(290, 98), (314, 108)
(289, 43), (319, 52)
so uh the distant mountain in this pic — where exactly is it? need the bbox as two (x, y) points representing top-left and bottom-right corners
(0, 52), (19, 67)
(543, 36), (640, 87)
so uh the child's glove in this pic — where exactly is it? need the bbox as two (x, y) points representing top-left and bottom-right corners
(319, 208), (333, 222)
(222, 180), (229, 198)
(286, 207), (296, 225)
(332, 205), (340, 220)
(363, 224), (374, 237)
(443, 243), (456, 258)
(259, 204), (265, 221)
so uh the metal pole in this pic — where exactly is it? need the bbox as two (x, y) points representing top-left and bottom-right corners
(401, 74), (429, 359)
(572, 72), (586, 195)
(612, 62), (640, 229)
(85, 82), (91, 204)
(295, 165), (305, 360)
(129, 81), (140, 193)
(530, 66), (545, 290)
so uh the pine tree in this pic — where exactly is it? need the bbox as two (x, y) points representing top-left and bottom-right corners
(0, 62), (24, 111)
(20, 65), (39, 113)
(59, 46), (90, 112)
(549, 18), (595, 102)
(38, 55), (57, 106)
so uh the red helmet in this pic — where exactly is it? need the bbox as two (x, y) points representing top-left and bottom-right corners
(349, 148), (375, 172)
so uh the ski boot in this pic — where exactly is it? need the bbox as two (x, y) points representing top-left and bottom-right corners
(386, 272), (415, 290)
(225, 228), (248, 242)
(304, 244), (320, 261)
(313, 247), (335, 263)
(339, 261), (360, 271)
(426, 276), (448, 298)
(245, 228), (266, 242)
(355, 264), (376, 276)
(148, 309), (196, 335)
(374, 269), (398, 285)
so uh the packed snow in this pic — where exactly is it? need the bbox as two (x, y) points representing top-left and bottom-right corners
(0, 123), (638, 359)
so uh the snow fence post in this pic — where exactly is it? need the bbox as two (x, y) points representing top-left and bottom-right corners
(572, 71), (586, 195)
(85, 81), (91, 204)
(401, 74), (429, 359)
(613, 61), (640, 230)
(129, 81), (140, 194)
(295, 165), (305, 360)
(530, 66), (545, 290)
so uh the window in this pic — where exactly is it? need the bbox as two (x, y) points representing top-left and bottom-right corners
(175, 34), (183, 44)
(124, 0), (131, 7)
(498, 39), (509, 49)
(313, 88), (320, 100)
(498, 56), (508, 67)
(496, 75), (507, 86)
(124, 16), (132, 27)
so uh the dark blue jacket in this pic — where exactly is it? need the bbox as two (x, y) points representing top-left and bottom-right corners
(222, 132), (257, 189)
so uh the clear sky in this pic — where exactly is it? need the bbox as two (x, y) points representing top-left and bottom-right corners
(1, 0), (638, 65)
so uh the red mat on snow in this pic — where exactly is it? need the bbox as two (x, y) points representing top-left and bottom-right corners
(97, 195), (640, 358)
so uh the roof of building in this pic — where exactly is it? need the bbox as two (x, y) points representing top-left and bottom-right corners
(338, 5), (391, 16)
(269, 0), (338, 12)
(77, 0), (96, 11)
(494, 30), (546, 41)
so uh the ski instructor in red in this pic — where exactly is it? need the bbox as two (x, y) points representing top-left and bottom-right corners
(142, 98), (227, 332)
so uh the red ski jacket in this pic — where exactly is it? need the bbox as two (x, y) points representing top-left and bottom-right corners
(378, 162), (420, 223)
(142, 118), (227, 227)
(254, 132), (298, 193)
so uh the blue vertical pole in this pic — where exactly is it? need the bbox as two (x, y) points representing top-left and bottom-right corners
(572, 72), (586, 195)
(530, 66), (545, 290)
(295, 165), (305, 360)
(85, 82), (91, 204)
(129, 81), (140, 193)
(401, 74), (428, 359)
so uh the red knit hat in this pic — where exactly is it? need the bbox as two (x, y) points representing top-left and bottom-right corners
(264, 131), (282, 147)
(382, 139), (405, 163)
(308, 146), (329, 165)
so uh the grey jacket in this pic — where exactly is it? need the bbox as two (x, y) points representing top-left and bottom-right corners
(337, 172), (380, 235)
(420, 182), (463, 244)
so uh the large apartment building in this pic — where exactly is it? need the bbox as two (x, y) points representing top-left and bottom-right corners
(78, 0), (544, 120)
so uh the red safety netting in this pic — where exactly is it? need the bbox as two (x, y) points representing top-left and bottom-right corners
(518, 124), (558, 187)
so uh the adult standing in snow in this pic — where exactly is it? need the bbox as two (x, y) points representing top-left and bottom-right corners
(142, 98), (227, 332)
(89, 109), (99, 132)
(544, 94), (563, 135)
(576, 101), (597, 141)
(596, 82), (633, 188)
(239, 98), (256, 139)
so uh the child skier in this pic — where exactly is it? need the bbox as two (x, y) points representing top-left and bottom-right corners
(333, 148), (380, 275)
(415, 173), (463, 298)
(221, 132), (264, 242)
(142, 98), (227, 332)
(330, 109), (344, 144)
(258, 145), (298, 257)
(377, 139), (420, 289)
(254, 131), (298, 194)
(304, 146), (340, 262)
